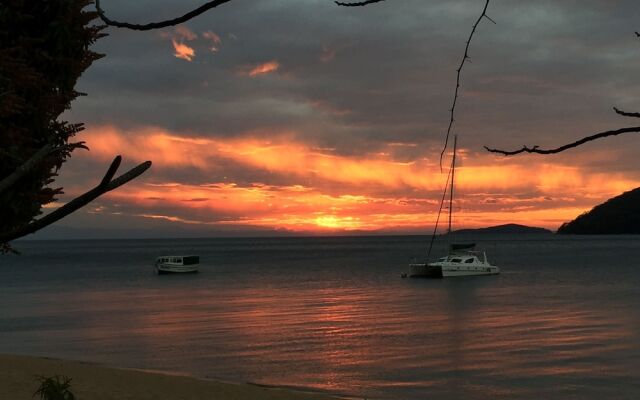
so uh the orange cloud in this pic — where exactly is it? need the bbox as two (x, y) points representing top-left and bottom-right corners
(240, 61), (280, 77)
(72, 125), (640, 232)
(202, 30), (221, 52)
(95, 182), (425, 231)
(89, 181), (594, 232)
(80, 126), (638, 197)
(172, 39), (195, 61)
(166, 25), (197, 61)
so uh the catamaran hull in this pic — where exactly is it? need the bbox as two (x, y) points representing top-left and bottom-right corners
(155, 265), (199, 274)
(408, 263), (499, 278)
(441, 265), (500, 277)
(408, 263), (443, 278)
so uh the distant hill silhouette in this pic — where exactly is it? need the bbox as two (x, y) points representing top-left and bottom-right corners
(453, 223), (552, 235)
(558, 187), (640, 234)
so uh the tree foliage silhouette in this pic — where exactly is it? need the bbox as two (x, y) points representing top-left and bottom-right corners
(0, 0), (149, 251)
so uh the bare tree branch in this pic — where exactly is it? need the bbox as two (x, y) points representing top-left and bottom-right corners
(95, 0), (234, 30)
(486, 105), (640, 156)
(0, 142), (89, 194)
(335, 0), (387, 6)
(0, 144), (54, 193)
(484, 126), (640, 156)
(614, 106), (640, 118)
(0, 156), (151, 243)
(94, 0), (395, 29)
(485, 29), (640, 157)
(439, 0), (493, 169)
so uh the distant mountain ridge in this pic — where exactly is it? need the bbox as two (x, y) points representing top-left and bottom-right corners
(558, 187), (640, 234)
(453, 223), (552, 235)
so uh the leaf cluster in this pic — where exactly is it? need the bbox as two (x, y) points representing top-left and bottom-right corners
(33, 375), (76, 400)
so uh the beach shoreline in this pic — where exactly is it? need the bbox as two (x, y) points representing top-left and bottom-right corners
(0, 354), (345, 400)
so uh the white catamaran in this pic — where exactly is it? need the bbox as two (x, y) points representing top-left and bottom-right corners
(408, 136), (500, 278)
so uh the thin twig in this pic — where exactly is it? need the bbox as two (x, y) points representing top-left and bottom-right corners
(335, 0), (387, 6)
(95, 0), (393, 29)
(484, 126), (640, 156)
(0, 156), (151, 243)
(95, 0), (234, 30)
(614, 107), (640, 118)
(439, 0), (492, 169)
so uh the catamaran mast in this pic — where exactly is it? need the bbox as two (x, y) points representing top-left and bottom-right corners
(425, 135), (457, 261)
(448, 135), (457, 234)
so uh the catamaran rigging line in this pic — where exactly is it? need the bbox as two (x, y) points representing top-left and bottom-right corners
(408, 134), (500, 278)
(426, 136), (457, 260)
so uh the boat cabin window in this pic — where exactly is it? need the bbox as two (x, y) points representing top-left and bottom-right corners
(464, 258), (475, 263)
(183, 256), (199, 265)
(438, 257), (447, 262)
(450, 258), (462, 263)
(158, 256), (198, 265)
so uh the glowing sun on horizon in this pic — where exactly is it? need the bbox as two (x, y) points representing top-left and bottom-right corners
(314, 215), (362, 230)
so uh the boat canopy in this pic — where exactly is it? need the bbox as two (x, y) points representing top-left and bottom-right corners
(449, 243), (475, 252)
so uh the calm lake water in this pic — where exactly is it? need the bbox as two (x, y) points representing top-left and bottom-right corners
(1, 235), (640, 399)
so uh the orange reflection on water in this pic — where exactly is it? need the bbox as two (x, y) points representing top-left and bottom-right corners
(444, 291), (634, 382)
(47, 270), (639, 400)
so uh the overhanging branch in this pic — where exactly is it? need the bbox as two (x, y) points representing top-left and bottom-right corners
(0, 156), (151, 243)
(486, 105), (640, 155)
(440, 0), (493, 169)
(96, 0), (396, 29)
(95, 0), (234, 30)
(614, 107), (640, 118)
(484, 126), (640, 156)
(335, 0), (388, 6)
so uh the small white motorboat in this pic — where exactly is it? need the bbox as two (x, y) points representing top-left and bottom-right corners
(155, 255), (199, 274)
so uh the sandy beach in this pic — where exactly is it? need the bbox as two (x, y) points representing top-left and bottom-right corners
(0, 354), (343, 400)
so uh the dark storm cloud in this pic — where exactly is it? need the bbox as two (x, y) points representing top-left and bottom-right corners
(71, 0), (639, 158)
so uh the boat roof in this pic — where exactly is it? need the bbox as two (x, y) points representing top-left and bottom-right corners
(448, 251), (482, 257)
(449, 243), (475, 251)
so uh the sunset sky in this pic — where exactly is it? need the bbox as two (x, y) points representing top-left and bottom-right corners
(43, 0), (640, 238)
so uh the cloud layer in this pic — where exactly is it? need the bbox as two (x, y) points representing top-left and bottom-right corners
(53, 0), (640, 235)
